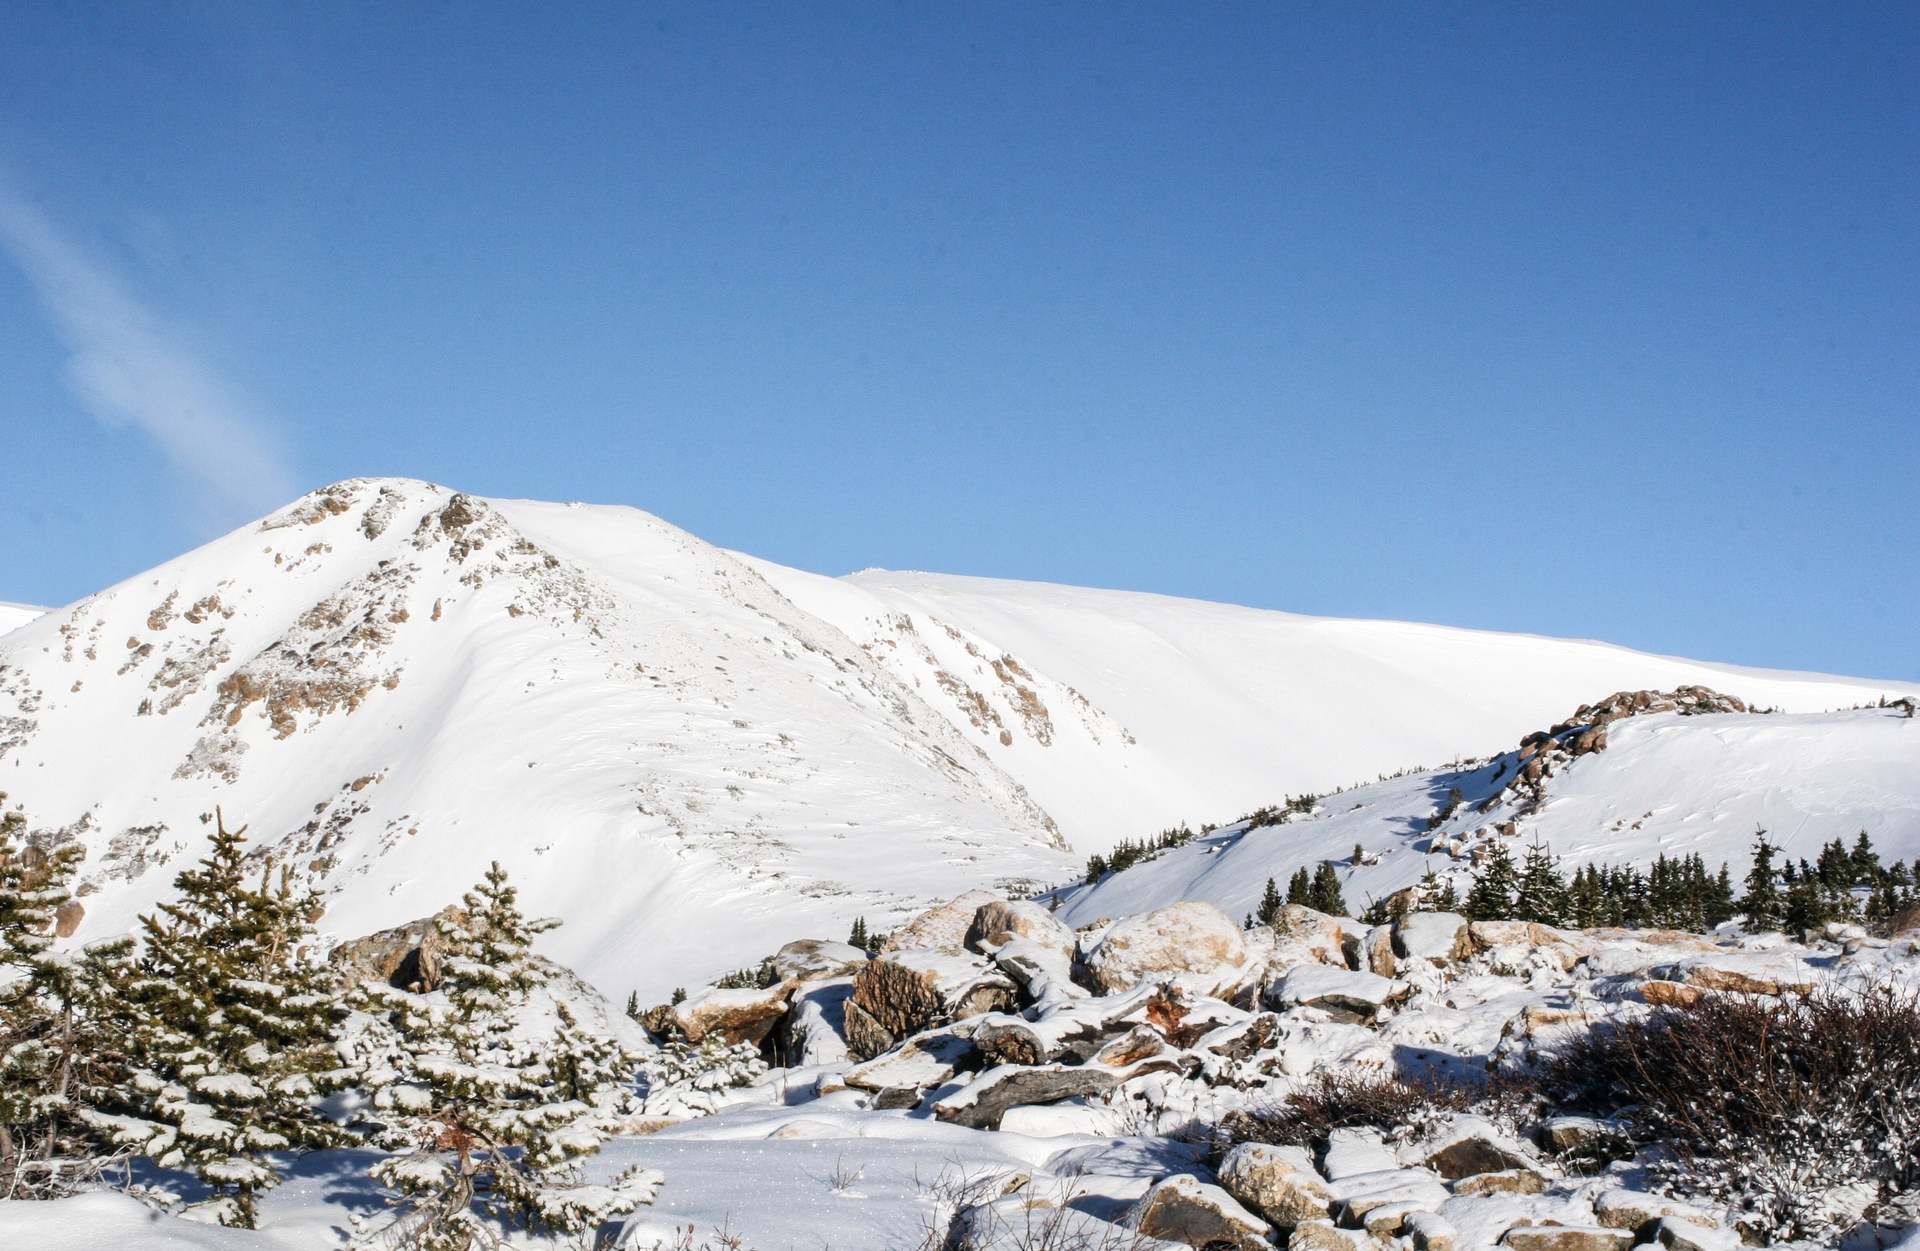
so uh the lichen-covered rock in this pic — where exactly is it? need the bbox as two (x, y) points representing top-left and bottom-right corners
(882, 889), (1004, 953)
(965, 898), (1075, 957)
(1638, 979), (1704, 1009)
(1218, 1142), (1334, 1228)
(328, 905), (464, 991)
(672, 984), (790, 1046)
(1128, 1173), (1274, 1251)
(1087, 900), (1255, 996)
(1270, 904), (1355, 971)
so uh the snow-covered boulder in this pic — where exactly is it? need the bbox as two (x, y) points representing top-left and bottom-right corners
(843, 1029), (974, 1102)
(1393, 912), (1470, 967)
(1268, 966), (1407, 1022)
(1086, 900), (1257, 996)
(1659, 951), (1816, 996)
(845, 948), (1015, 1058)
(965, 898), (1076, 957)
(931, 1062), (1120, 1130)
(1499, 1225), (1635, 1251)
(1218, 1141), (1335, 1228)
(882, 889), (1004, 953)
(781, 979), (853, 1065)
(1271, 905), (1357, 972)
(1592, 1189), (1723, 1234)
(770, 938), (868, 985)
(1407, 1115), (1537, 1180)
(672, 984), (790, 1046)
(1129, 1173), (1274, 1251)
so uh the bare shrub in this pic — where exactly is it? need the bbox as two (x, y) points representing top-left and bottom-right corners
(1539, 985), (1920, 1242)
(1217, 1069), (1477, 1151)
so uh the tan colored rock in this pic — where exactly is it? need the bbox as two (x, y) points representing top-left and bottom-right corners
(1087, 900), (1252, 995)
(847, 948), (1013, 1059)
(881, 889), (1003, 953)
(1450, 1169), (1550, 1197)
(1499, 1225), (1635, 1251)
(672, 984), (790, 1046)
(769, 938), (867, 985)
(328, 905), (465, 991)
(1290, 1218), (1388, 1251)
(1129, 1174), (1274, 1251)
(1217, 1142), (1334, 1228)
(1501, 1004), (1593, 1043)
(1593, 1189), (1720, 1234)
(1639, 979), (1704, 1009)
(1536, 1116), (1623, 1154)
(53, 900), (84, 938)
(1272, 904), (1353, 969)
(1678, 959), (1813, 996)
(1655, 1218), (1741, 1251)
(1393, 912), (1471, 966)
(965, 898), (1075, 957)
(1363, 926), (1397, 977)
(1405, 1211), (1459, 1251)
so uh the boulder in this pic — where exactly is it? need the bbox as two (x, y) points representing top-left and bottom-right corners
(882, 889), (1004, 953)
(1498, 1226), (1635, 1251)
(1321, 1129), (1400, 1181)
(1270, 905), (1355, 970)
(843, 1029), (975, 1101)
(973, 1015), (1051, 1067)
(1449, 1170), (1550, 1197)
(931, 1063), (1119, 1131)
(328, 905), (465, 991)
(1667, 954), (1814, 996)
(1535, 1116), (1625, 1155)
(769, 938), (868, 985)
(1397, 909), (1466, 967)
(1404, 1211), (1459, 1251)
(1087, 901), (1254, 996)
(1593, 1190), (1721, 1234)
(1267, 966), (1407, 1022)
(846, 948), (1014, 1058)
(1290, 1220), (1387, 1251)
(1416, 1117), (1537, 1180)
(965, 899), (1075, 957)
(1654, 1218), (1741, 1251)
(781, 981), (853, 1066)
(1362, 926), (1397, 978)
(1128, 1174), (1274, 1251)
(1638, 979), (1704, 1009)
(54, 900), (84, 938)
(672, 984), (790, 1046)
(1217, 1142), (1334, 1229)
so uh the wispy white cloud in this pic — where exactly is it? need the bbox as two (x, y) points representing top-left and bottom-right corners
(0, 178), (297, 517)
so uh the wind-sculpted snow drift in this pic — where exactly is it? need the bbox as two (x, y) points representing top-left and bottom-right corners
(0, 478), (1913, 997)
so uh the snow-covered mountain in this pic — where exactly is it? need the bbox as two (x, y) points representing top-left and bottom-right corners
(0, 601), (46, 635)
(1, 478), (1911, 996)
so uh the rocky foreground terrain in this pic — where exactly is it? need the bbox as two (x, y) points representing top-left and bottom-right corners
(578, 882), (1920, 1251)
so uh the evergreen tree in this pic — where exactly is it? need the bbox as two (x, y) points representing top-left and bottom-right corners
(1741, 832), (1784, 932)
(108, 814), (346, 1227)
(1464, 845), (1518, 921)
(1431, 875), (1461, 914)
(1783, 875), (1831, 937)
(1307, 863), (1348, 917)
(1512, 841), (1568, 925)
(0, 796), (136, 1198)
(1285, 867), (1312, 907)
(1256, 878), (1283, 927)
(847, 916), (868, 950)
(1850, 830), (1882, 886)
(360, 863), (658, 1249)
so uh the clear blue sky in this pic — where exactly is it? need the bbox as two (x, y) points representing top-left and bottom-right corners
(1, 4), (1915, 679)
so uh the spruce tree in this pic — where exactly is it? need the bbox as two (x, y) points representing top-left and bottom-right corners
(360, 862), (658, 1249)
(1307, 863), (1348, 917)
(1285, 867), (1312, 907)
(0, 796), (136, 1197)
(1256, 878), (1283, 927)
(111, 813), (347, 1227)
(848, 916), (868, 950)
(1741, 832), (1784, 932)
(1512, 841), (1568, 926)
(1464, 845), (1518, 921)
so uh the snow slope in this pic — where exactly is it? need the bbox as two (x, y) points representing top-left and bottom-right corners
(1, 478), (1911, 998)
(1053, 703), (1920, 928)
(0, 601), (46, 635)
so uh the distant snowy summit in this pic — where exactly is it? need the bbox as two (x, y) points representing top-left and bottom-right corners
(0, 601), (47, 634)
(0, 477), (1912, 996)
